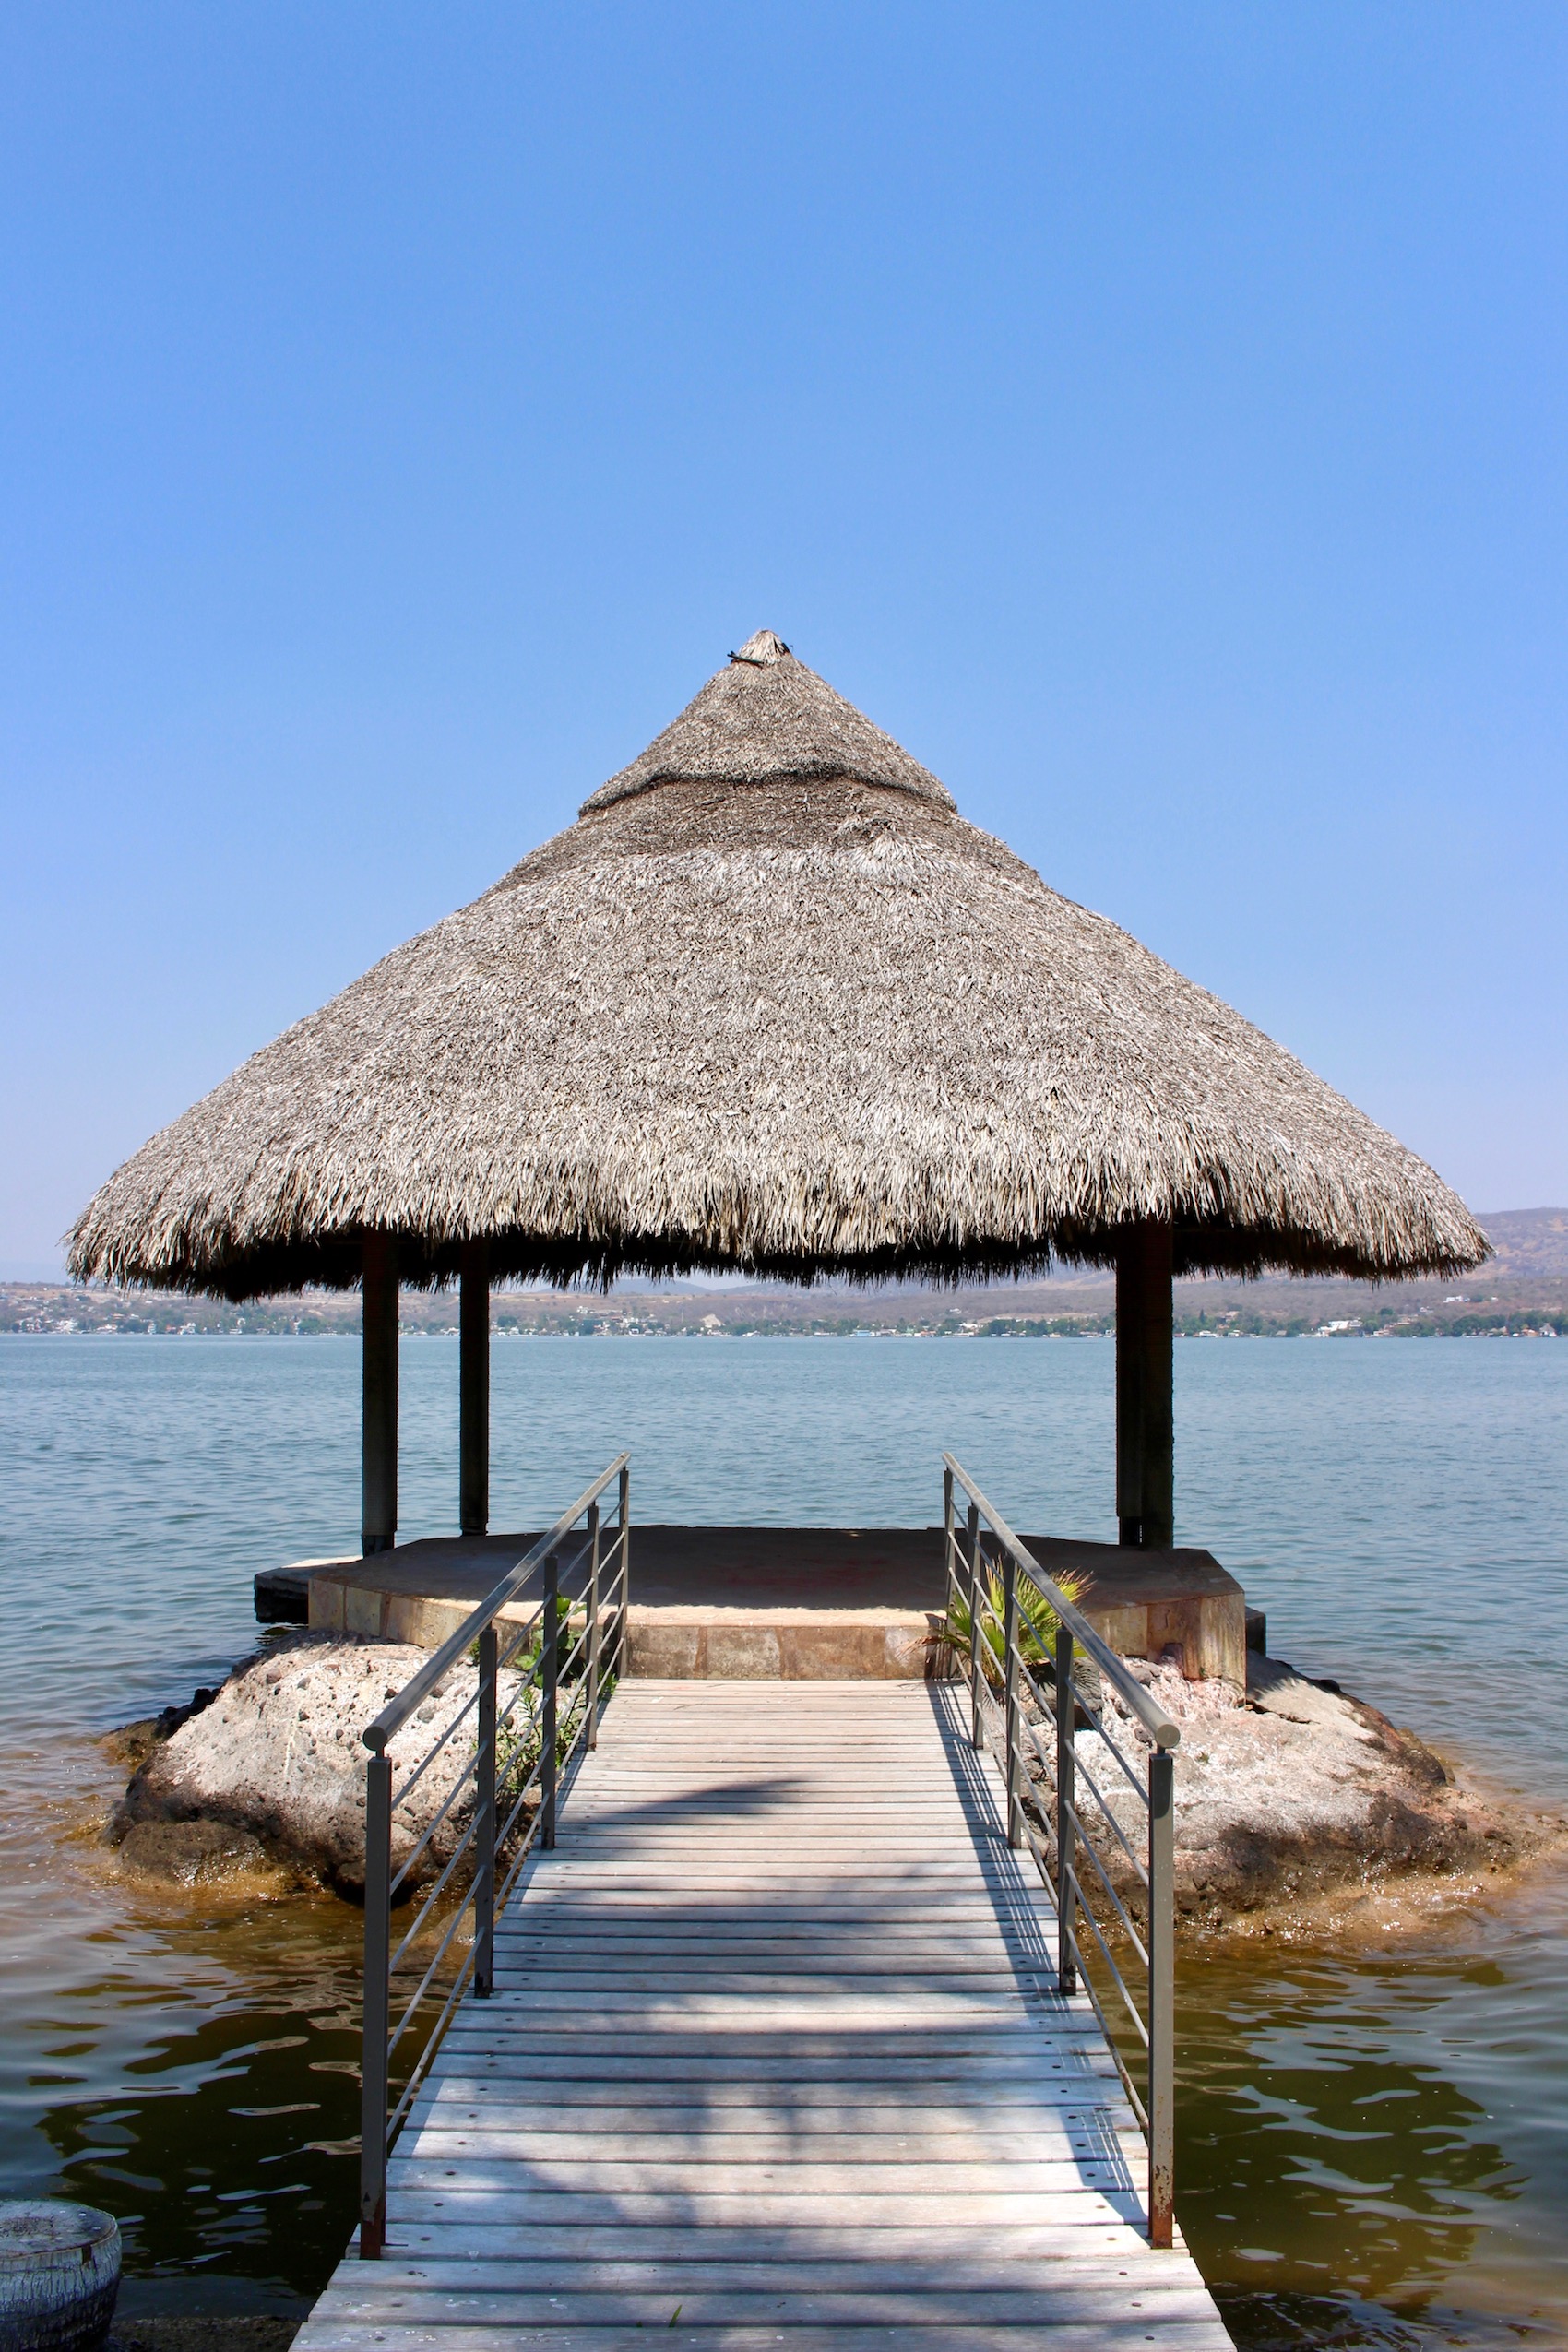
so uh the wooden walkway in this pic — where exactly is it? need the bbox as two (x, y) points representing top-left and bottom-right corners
(298, 1680), (1229, 2350)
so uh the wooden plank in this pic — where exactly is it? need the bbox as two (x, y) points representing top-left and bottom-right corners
(300, 2325), (1233, 2352)
(329, 2248), (1181, 2283)
(492, 1935), (1056, 1956)
(434, 2032), (1115, 2058)
(432, 2028), (1113, 2055)
(376, 2191), (1150, 2227)
(404, 2126), (1142, 2154)
(310, 2282), (1222, 2326)
(435, 2017), (1115, 2046)
(476, 1975), (1066, 1999)
(505, 1895), (1056, 1910)
(440, 2006), (1107, 2030)
(414, 2093), (1136, 2126)
(382, 2226), (1164, 2262)
(389, 2156), (1138, 2192)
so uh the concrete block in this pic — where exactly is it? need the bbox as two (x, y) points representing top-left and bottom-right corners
(343, 1585), (386, 1640)
(283, 1523), (1247, 1687)
(704, 1626), (785, 1679)
(308, 1578), (347, 1634)
(625, 1623), (702, 1679)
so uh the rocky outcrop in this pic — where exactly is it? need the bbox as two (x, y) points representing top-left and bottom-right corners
(112, 1633), (528, 1894)
(107, 1634), (1547, 1930)
(1062, 1652), (1541, 1930)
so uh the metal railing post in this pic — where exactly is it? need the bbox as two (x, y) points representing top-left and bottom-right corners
(943, 1465), (956, 1617)
(541, 1551), (560, 1849)
(359, 1750), (392, 2258)
(617, 1463), (632, 1676)
(1054, 1622), (1076, 1994)
(586, 1501), (602, 1747)
(941, 1452), (1184, 2242)
(1002, 1545), (1023, 1849)
(1147, 1746), (1176, 2248)
(472, 1623), (497, 1996)
(965, 1503), (984, 1751)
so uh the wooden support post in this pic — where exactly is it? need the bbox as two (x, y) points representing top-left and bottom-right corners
(459, 1239), (490, 1538)
(1115, 1219), (1174, 1550)
(362, 1235), (398, 1557)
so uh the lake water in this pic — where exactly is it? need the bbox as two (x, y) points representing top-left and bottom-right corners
(1, 1333), (1564, 2347)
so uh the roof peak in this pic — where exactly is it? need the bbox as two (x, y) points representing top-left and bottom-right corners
(580, 634), (956, 815)
(731, 629), (792, 666)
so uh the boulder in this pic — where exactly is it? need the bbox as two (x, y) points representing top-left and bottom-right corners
(1051, 1650), (1527, 1926)
(114, 1633), (529, 1893)
(114, 1818), (270, 1886)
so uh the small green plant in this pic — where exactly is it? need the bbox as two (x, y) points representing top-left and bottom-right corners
(499, 1594), (581, 1678)
(495, 1710), (541, 1797)
(942, 1559), (1088, 1689)
(469, 1598), (605, 1817)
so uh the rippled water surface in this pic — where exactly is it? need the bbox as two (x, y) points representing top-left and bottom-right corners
(1, 1333), (1564, 2344)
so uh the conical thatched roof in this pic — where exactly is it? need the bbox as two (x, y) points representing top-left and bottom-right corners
(68, 629), (1487, 1298)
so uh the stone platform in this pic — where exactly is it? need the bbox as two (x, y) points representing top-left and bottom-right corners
(256, 1524), (1246, 1684)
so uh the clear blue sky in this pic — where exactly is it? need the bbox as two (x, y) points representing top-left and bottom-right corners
(3, 4), (1564, 1277)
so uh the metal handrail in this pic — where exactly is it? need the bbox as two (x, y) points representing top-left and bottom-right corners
(944, 1455), (1180, 1747)
(358, 1455), (630, 2259)
(942, 1455), (1177, 2250)
(365, 1458), (629, 1751)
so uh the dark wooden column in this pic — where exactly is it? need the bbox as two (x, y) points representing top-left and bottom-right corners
(1115, 1219), (1174, 1550)
(362, 1233), (398, 1556)
(459, 1238), (490, 1538)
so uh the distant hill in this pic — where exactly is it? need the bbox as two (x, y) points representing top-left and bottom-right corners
(4, 1209), (1564, 1339)
(1473, 1209), (1568, 1280)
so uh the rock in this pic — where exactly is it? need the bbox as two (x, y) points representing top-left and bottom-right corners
(0, 2202), (120, 2352)
(98, 1722), (160, 1775)
(107, 2323), (298, 2352)
(113, 1633), (528, 1894)
(150, 1688), (220, 1741)
(113, 1819), (270, 1886)
(1056, 1651), (1535, 1928)
(111, 1633), (1543, 1937)
(100, 1684), (225, 1777)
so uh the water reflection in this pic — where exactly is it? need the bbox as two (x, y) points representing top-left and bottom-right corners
(1178, 1923), (1567, 2346)
(28, 1898), (363, 2314)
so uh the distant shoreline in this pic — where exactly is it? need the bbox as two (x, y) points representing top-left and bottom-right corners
(10, 1206), (1565, 1341)
(4, 1278), (1564, 1342)
(6, 1211), (1565, 1341)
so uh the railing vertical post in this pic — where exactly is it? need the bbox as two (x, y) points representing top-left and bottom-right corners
(965, 1503), (984, 1751)
(1054, 1623), (1076, 1994)
(586, 1501), (602, 1748)
(1147, 1745), (1176, 2248)
(943, 1467), (956, 1618)
(541, 1551), (560, 1850)
(472, 1623), (497, 1997)
(359, 1749), (392, 2258)
(1002, 1546), (1023, 1849)
(617, 1463), (632, 1677)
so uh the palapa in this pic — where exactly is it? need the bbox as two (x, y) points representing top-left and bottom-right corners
(68, 630), (1487, 1299)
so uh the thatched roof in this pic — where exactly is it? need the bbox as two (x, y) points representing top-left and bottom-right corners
(68, 629), (1487, 1298)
